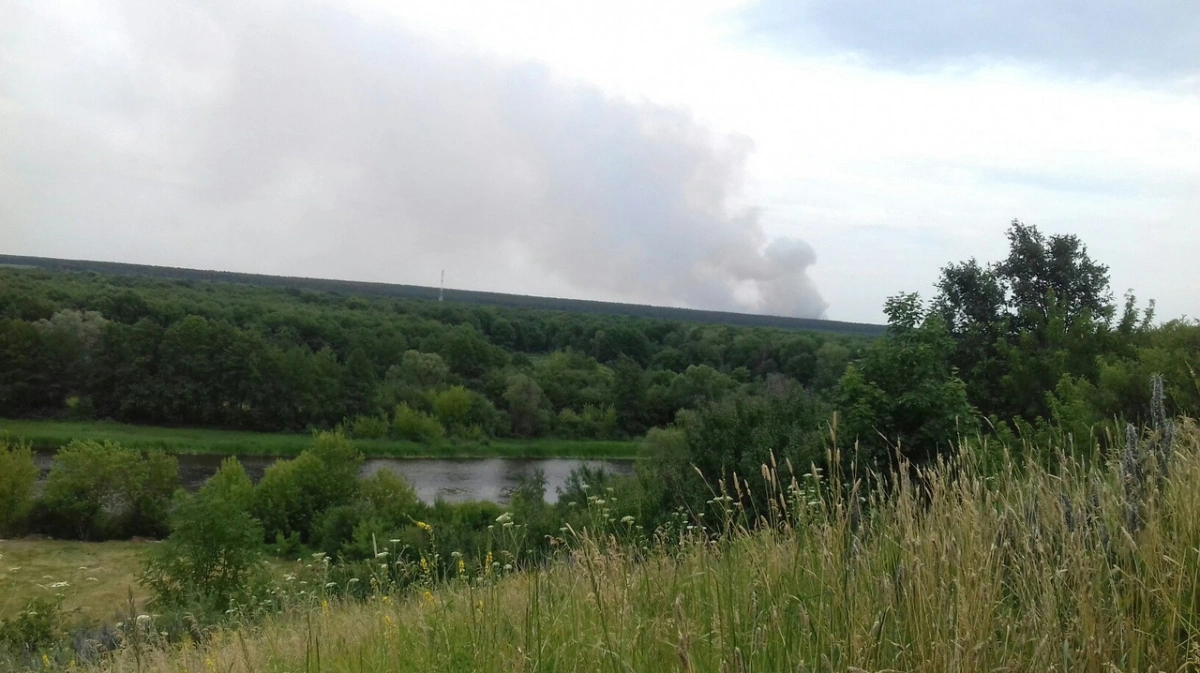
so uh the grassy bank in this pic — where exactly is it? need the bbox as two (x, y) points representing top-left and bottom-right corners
(0, 419), (639, 459)
(0, 540), (150, 624)
(57, 418), (1200, 672)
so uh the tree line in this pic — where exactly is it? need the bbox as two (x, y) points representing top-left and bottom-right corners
(0, 267), (869, 439)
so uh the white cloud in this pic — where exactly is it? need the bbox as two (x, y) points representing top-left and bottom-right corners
(3, 0), (1198, 322)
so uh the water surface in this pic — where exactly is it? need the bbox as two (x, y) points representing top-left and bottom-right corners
(33, 452), (634, 504)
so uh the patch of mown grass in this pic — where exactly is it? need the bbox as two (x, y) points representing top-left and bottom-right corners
(0, 419), (639, 459)
(0, 540), (150, 625)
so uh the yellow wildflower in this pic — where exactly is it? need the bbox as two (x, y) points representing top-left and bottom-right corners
(422, 590), (435, 605)
(321, 599), (329, 614)
(43, 654), (51, 668)
(457, 558), (466, 576)
(420, 556), (430, 573)
(416, 521), (433, 533)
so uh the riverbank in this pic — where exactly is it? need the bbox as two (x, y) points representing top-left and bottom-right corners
(0, 419), (640, 459)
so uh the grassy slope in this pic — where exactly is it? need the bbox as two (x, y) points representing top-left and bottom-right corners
(0, 419), (639, 459)
(0, 541), (151, 625)
(90, 420), (1200, 673)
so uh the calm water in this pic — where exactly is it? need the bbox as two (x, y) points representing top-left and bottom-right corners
(32, 452), (634, 504)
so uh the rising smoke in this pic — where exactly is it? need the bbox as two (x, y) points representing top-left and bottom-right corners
(0, 0), (828, 318)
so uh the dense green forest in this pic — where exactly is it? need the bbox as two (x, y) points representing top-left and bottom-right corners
(0, 259), (872, 440)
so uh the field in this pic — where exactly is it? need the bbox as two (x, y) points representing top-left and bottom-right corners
(0, 419), (639, 459)
(0, 540), (151, 625)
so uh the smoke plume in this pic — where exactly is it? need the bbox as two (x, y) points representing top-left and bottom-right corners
(0, 0), (828, 318)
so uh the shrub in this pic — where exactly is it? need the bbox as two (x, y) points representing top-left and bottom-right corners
(0, 439), (38, 536)
(390, 404), (445, 443)
(349, 414), (389, 440)
(33, 441), (178, 539)
(314, 470), (424, 561)
(141, 457), (264, 611)
(251, 432), (363, 543)
(0, 597), (62, 656)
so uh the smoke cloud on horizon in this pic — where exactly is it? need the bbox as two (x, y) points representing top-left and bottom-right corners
(1, 0), (828, 318)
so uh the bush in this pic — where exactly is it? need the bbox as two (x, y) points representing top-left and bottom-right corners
(141, 457), (265, 610)
(0, 597), (62, 656)
(0, 439), (38, 536)
(390, 404), (445, 443)
(33, 441), (178, 540)
(349, 414), (389, 440)
(251, 432), (363, 543)
(314, 470), (424, 561)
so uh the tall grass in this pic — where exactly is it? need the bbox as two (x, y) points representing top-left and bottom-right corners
(71, 418), (1200, 672)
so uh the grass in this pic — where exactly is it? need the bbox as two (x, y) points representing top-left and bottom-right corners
(0, 419), (639, 459)
(53, 417), (1200, 672)
(0, 540), (151, 625)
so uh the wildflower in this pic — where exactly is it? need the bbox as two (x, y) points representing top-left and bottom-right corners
(416, 521), (433, 533)
(496, 512), (513, 524)
(382, 614), (394, 626)
(458, 558), (466, 576)
(43, 654), (51, 668)
(420, 557), (430, 573)
(321, 599), (329, 614)
(620, 515), (635, 525)
(422, 590), (435, 605)
(375, 551), (389, 559)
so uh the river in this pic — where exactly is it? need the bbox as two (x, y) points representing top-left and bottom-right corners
(32, 452), (635, 504)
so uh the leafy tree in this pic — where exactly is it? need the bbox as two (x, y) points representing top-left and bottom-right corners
(503, 374), (551, 437)
(251, 432), (362, 542)
(34, 441), (179, 539)
(141, 458), (264, 610)
(0, 439), (38, 536)
(934, 220), (1120, 420)
(833, 293), (979, 466)
(644, 385), (827, 517)
(612, 356), (649, 435)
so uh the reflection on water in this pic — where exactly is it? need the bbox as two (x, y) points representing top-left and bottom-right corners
(33, 452), (634, 504)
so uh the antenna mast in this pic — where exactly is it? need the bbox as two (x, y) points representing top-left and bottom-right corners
(439, 270), (444, 302)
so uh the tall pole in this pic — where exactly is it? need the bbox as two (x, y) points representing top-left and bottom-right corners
(439, 270), (444, 302)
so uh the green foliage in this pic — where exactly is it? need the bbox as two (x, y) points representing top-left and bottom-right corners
(432, 386), (503, 438)
(934, 220), (1121, 420)
(141, 458), (265, 609)
(555, 404), (618, 440)
(432, 386), (474, 431)
(33, 440), (179, 540)
(642, 386), (828, 516)
(390, 404), (446, 443)
(0, 596), (62, 656)
(349, 414), (390, 440)
(833, 293), (979, 465)
(503, 374), (551, 437)
(251, 432), (363, 543)
(0, 439), (38, 536)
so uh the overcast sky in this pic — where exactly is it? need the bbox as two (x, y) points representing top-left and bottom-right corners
(2, 0), (1197, 322)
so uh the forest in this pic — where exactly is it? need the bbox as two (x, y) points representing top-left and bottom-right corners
(0, 259), (875, 441)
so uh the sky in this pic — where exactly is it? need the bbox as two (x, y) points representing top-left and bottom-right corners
(2, 0), (1197, 323)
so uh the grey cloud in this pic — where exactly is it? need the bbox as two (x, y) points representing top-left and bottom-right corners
(0, 0), (827, 318)
(739, 0), (1200, 79)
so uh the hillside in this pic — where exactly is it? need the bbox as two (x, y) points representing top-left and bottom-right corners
(0, 255), (887, 336)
